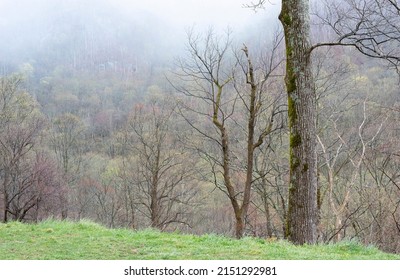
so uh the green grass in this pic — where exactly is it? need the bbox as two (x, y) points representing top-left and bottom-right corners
(0, 220), (399, 260)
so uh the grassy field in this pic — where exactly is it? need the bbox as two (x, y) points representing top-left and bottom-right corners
(0, 220), (399, 260)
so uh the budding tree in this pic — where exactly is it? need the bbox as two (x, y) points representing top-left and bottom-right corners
(0, 75), (62, 222)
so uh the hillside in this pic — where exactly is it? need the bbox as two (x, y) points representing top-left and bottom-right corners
(0, 220), (398, 260)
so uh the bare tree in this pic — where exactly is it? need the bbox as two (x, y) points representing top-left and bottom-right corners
(91, 171), (123, 228)
(0, 75), (55, 222)
(6, 152), (63, 222)
(248, 0), (400, 244)
(50, 113), (85, 177)
(252, 134), (289, 238)
(362, 112), (400, 252)
(49, 113), (86, 219)
(248, 0), (319, 244)
(172, 29), (284, 238)
(121, 97), (198, 230)
(312, 0), (400, 72)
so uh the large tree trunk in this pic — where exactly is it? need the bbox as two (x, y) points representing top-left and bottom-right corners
(279, 0), (318, 244)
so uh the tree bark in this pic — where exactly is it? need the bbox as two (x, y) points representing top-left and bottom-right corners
(150, 144), (161, 229)
(279, 0), (318, 244)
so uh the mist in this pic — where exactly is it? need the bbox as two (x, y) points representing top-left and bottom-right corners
(2, 0), (400, 255)
(0, 0), (280, 71)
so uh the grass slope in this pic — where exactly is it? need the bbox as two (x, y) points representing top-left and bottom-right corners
(0, 220), (399, 260)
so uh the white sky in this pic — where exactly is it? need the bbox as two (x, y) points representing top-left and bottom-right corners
(0, 0), (282, 58)
(0, 0), (281, 30)
(111, 0), (280, 29)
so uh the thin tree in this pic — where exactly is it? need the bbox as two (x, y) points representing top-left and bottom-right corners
(173, 29), (284, 238)
(123, 97), (198, 230)
(49, 113), (85, 219)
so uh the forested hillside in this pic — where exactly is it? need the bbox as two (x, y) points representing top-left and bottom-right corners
(1, 0), (400, 254)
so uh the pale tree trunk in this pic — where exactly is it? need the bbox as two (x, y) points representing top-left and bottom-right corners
(279, 0), (318, 244)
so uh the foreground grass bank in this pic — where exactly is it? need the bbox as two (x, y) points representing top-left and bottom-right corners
(0, 220), (399, 260)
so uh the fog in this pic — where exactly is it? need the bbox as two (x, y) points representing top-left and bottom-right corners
(2, 0), (400, 254)
(0, 0), (280, 69)
(111, 0), (278, 28)
(0, 0), (278, 28)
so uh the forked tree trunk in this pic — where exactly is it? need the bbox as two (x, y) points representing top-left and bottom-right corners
(279, 0), (318, 244)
